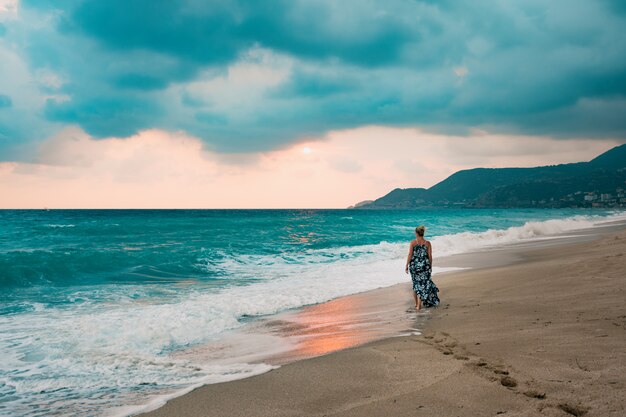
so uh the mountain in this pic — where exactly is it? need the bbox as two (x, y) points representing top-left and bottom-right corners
(588, 143), (626, 169)
(346, 200), (375, 209)
(353, 144), (626, 209)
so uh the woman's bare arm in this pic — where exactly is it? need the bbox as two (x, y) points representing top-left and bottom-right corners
(427, 241), (433, 270)
(405, 241), (415, 273)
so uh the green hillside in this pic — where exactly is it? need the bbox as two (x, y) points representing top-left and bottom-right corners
(354, 144), (626, 209)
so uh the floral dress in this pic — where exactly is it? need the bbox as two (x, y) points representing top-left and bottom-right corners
(409, 242), (440, 307)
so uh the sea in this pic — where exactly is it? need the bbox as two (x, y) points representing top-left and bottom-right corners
(1, 208), (624, 417)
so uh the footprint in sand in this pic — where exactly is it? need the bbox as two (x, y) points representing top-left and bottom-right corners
(420, 331), (594, 415)
(500, 376), (517, 388)
(523, 390), (546, 399)
(557, 402), (589, 416)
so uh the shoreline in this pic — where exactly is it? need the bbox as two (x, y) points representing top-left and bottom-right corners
(137, 219), (626, 417)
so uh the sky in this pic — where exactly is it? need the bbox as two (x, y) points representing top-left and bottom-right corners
(0, 0), (625, 208)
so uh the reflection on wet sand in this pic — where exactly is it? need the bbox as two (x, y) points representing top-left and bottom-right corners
(261, 283), (423, 363)
(173, 283), (425, 369)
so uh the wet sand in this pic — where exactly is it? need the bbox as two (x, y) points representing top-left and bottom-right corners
(140, 225), (626, 417)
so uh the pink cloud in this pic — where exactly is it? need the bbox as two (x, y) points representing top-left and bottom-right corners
(0, 126), (620, 208)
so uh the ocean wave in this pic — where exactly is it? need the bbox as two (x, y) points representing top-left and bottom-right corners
(1, 210), (625, 416)
(431, 212), (626, 257)
(197, 211), (626, 279)
(13, 213), (618, 364)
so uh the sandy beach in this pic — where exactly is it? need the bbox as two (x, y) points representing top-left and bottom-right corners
(140, 225), (626, 417)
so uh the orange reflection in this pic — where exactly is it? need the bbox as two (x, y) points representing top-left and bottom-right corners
(292, 296), (364, 356)
(271, 292), (405, 358)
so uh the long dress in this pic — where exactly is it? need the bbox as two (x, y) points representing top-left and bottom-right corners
(409, 243), (440, 307)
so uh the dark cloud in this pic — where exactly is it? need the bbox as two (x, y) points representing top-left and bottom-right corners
(63, 0), (415, 68)
(44, 96), (164, 138)
(111, 74), (170, 91)
(270, 69), (358, 98)
(0, 95), (12, 108)
(194, 111), (228, 126)
(603, 0), (626, 15)
(65, 0), (244, 65)
(1, 0), (625, 158)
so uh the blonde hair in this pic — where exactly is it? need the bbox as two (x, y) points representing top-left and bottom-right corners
(415, 225), (426, 237)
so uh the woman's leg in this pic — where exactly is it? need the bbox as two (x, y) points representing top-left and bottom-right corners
(411, 291), (421, 308)
(412, 290), (422, 310)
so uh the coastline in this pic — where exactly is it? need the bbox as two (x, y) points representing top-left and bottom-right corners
(138, 220), (626, 417)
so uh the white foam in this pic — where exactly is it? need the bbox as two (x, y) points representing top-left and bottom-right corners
(431, 212), (626, 257)
(43, 224), (76, 228)
(106, 362), (276, 417)
(2, 211), (624, 416)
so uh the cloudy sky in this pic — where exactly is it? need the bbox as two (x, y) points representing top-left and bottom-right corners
(1, 0), (625, 208)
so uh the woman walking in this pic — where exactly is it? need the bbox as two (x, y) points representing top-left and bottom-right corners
(405, 225), (440, 310)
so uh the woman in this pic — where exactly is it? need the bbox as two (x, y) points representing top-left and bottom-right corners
(405, 225), (440, 310)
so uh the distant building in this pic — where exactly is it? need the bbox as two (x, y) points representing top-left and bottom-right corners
(600, 193), (612, 202)
(584, 194), (597, 201)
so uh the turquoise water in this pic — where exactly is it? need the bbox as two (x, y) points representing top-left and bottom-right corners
(0, 208), (623, 416)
